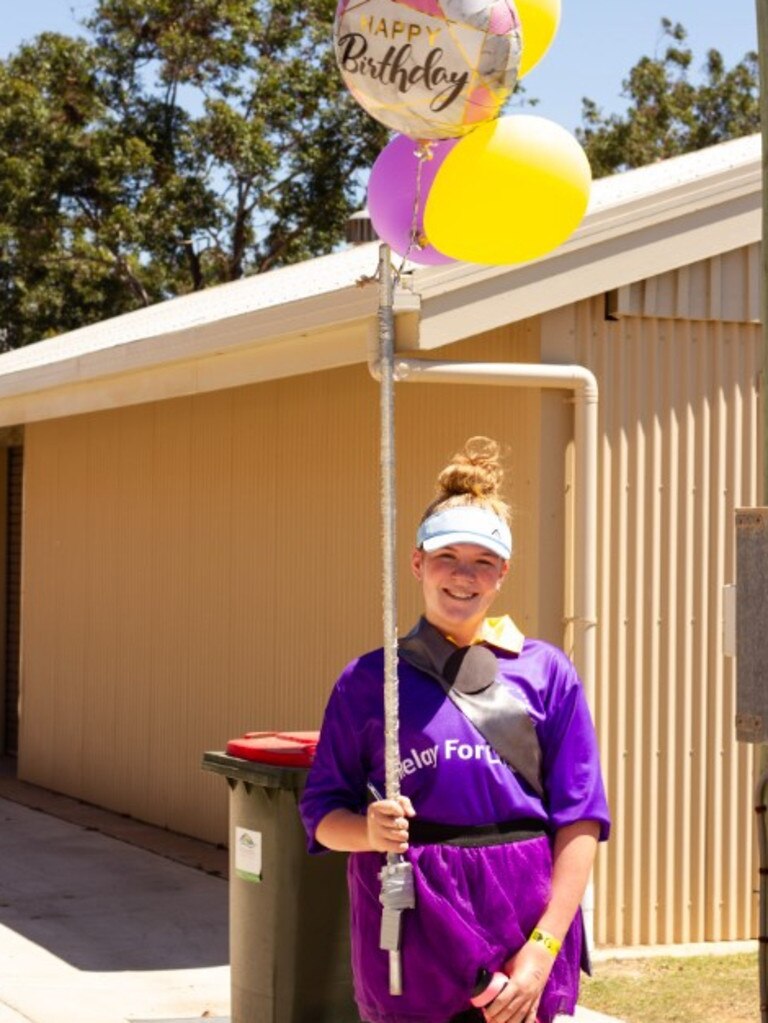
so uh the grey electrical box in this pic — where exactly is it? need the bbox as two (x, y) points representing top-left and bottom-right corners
(736, 508), (768, 743)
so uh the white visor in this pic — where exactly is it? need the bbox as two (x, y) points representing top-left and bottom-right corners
(416, 506), (512, 560)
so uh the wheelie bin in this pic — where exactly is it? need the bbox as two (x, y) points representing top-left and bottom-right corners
(202, 731), (358, 1023)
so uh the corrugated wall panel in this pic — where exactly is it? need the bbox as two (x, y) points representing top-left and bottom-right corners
(18, 284), (762, 945)
(612, 245), (761, 323)
(19, 324), (543, 845)
(576, 298), (761, 946)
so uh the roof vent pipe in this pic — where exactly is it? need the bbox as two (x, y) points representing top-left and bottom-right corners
(346, 210), (378, 245)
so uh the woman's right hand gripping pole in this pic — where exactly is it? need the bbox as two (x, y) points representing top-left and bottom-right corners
(367, 796), (416, 854)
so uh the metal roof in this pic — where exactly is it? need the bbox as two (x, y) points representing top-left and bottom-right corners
(0, 133), (760, 425)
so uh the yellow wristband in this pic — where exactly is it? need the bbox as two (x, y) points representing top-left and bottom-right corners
(528, 928), (562, 957)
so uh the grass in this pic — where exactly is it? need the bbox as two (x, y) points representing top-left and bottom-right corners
(578, 952), (759, 1023)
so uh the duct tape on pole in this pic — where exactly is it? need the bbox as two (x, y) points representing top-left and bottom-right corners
(377, 243), (415, 996)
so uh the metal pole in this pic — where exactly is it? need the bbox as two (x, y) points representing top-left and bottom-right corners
(753, 2), (768, 1017)
(376, 244), (414, 997)
(378, 243), (400, 807)
(757, 0), (768, 498)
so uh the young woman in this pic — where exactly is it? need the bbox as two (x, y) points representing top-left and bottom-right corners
(300, 437), (610, 1023)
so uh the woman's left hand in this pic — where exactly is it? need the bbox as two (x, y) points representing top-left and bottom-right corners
(482, 941), (554, 1023)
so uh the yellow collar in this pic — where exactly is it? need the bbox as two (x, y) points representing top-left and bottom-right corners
(446, 615), (525, 654)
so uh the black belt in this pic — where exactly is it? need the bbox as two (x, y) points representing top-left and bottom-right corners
(408, 817), (549, 848)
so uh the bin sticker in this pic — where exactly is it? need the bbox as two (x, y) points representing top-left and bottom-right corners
(235, 827), (263, 883)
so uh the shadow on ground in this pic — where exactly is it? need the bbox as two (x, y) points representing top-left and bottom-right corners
(0, 800), (228, 972)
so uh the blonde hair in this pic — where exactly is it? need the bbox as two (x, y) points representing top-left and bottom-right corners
(421, 436), (510, 524)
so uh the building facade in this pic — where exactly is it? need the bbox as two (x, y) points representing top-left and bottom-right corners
(0, 135), (762, 948)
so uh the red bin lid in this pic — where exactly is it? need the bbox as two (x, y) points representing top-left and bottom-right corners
(226, 730), (319, 767)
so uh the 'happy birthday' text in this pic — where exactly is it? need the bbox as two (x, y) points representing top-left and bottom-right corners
(337, 33), (468, 112)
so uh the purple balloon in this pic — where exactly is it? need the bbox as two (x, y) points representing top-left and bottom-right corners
(367, 135), (457, 266)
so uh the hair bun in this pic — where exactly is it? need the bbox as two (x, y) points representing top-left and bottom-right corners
(436, 436), (504, 500)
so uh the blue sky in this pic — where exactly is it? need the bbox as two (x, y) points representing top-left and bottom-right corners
(0, 1), (759, 132)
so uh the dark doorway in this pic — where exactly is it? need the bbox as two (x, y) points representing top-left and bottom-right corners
(2, 445), (23, 757)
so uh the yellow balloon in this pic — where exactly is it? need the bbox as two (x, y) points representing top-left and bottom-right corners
(517, 0), (561, 78)
(424, 115), (591, 266)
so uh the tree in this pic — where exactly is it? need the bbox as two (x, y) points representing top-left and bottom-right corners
(577, 19), (760, 178)
(0, 0), (388, 348)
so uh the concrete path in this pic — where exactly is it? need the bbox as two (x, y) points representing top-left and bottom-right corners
(0, 777), (621, 1023)
(0, 798), (229, 1023)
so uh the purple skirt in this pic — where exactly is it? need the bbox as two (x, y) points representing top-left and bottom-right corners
(348, 835), (582, 1023)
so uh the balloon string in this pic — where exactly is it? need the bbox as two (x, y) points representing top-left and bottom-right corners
(395, 141), (434, 280)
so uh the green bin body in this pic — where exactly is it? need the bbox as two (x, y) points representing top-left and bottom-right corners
(202, 752), (359, 1023)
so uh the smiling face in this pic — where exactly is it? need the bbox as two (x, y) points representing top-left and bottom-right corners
(411, 542), (509, 647)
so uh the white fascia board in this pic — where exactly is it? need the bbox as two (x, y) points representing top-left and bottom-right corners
(0, 317), (375, 427)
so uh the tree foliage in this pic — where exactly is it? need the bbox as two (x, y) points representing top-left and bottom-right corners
(1, 11), (762, 348)
(0, 0), (387, 347)
(577, 19), (760, 178)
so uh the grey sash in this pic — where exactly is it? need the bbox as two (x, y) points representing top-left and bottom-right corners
(398, 617), (545, 798)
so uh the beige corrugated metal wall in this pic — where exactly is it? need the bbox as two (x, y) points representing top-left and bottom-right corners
(608, 243), (762, 324)
(18, 325), (544, 846)
(16, 248), (763, 946)
(546, 287), (762, 947)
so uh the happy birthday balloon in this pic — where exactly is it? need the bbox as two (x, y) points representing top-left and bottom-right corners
(333, 0), (522, 140)
(424, 114), (592, 264)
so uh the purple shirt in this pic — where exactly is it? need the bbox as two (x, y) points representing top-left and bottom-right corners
(301, 637), (610, 850)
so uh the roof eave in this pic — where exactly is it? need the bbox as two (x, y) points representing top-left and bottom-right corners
(0, 136), (760, 425)
(0, 285), (393, 427)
